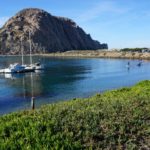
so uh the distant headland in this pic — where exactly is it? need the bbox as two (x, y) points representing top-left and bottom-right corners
(0, 8), (108, 55)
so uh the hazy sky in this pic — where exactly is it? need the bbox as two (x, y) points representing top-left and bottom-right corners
(0, 0), (150, 49)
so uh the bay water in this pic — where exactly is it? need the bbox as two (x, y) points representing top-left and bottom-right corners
(0, 56), (150, 115)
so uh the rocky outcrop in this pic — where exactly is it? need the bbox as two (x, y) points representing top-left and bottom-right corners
(0, 8), (108, 54)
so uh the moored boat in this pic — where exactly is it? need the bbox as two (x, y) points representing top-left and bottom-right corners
(0, 63), (25, 73)
(33, 62), (44, 70)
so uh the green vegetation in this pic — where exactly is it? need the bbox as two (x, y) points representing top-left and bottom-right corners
(0, 81), (150, 149)
(120, 48), (149, 52)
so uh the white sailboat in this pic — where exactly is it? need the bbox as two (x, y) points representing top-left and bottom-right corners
(21, 35), (35, 72)
(0, 37), (27, 74)
(25, 31), (44, 71)
(0, 31), (44, 74)
(34, 62), (44, 70)
(0, 63), (25, 73)
(0, 38), (25, 73)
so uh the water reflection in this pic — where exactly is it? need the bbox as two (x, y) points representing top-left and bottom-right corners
(3, 73), (25, 80)
(0, 57), (91, 115)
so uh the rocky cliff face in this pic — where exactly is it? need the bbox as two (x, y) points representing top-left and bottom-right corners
(0, 8), (108, 54)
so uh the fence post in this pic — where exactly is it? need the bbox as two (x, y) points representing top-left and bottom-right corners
(31, 97), (35, 110)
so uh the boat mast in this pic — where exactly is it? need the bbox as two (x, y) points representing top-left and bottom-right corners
(21, 37), (24, 65)
(29, 31), (33, 65)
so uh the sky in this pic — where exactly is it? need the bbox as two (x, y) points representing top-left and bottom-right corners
(0, 0), (150, 49)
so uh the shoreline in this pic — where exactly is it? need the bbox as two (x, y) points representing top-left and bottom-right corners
(41, 50), (150, 60)
(1, 50), (150, 60)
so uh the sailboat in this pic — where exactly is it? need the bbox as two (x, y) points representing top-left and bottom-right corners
(0, 63), (25, 73)
(25, 31), (44, 71)
(0, 38), (25, 73)
(0, 31), (44, 74)
(33, 61), (44, 70)
(21, 35), (35, 72)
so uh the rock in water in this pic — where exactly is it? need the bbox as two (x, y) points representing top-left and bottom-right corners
(0, 8), (108, 54)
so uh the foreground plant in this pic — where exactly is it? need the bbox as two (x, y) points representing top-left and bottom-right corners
(0, 80), (150, 149)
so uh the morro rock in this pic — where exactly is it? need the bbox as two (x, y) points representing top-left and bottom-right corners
(0, 8), (108, 54)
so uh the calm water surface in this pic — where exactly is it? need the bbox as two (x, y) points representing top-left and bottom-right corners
(0, 56), (150, 115)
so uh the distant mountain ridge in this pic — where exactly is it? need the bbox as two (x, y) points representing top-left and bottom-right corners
(0, 8), (108, 54)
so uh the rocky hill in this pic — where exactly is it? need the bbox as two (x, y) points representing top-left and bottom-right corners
(0, 8), (108, 54)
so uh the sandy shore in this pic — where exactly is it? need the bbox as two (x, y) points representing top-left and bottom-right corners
(1, 50), (150, 60)
(40, 50), (150, 60)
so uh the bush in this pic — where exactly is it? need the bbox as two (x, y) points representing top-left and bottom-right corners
(0, 81), (150, 149)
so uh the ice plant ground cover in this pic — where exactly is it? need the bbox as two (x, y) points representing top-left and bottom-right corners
(0, 80), (150, 149)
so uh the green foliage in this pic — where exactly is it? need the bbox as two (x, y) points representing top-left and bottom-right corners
(0, 81), (150, 149)
(120, 48), (148, 52)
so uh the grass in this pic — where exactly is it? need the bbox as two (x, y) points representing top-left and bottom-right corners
(0, 80), (150, 149)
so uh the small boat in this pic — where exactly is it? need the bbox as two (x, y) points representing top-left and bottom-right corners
(33, 62), (44, 70)
(23, 64), (35, 72)
(23, 62), (44, 71)
(0, 63), (25, 73)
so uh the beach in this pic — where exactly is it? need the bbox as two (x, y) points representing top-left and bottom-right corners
(40, 50), (150, 60)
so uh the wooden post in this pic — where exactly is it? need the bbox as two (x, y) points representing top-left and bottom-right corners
(31, 97), (35, 110)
